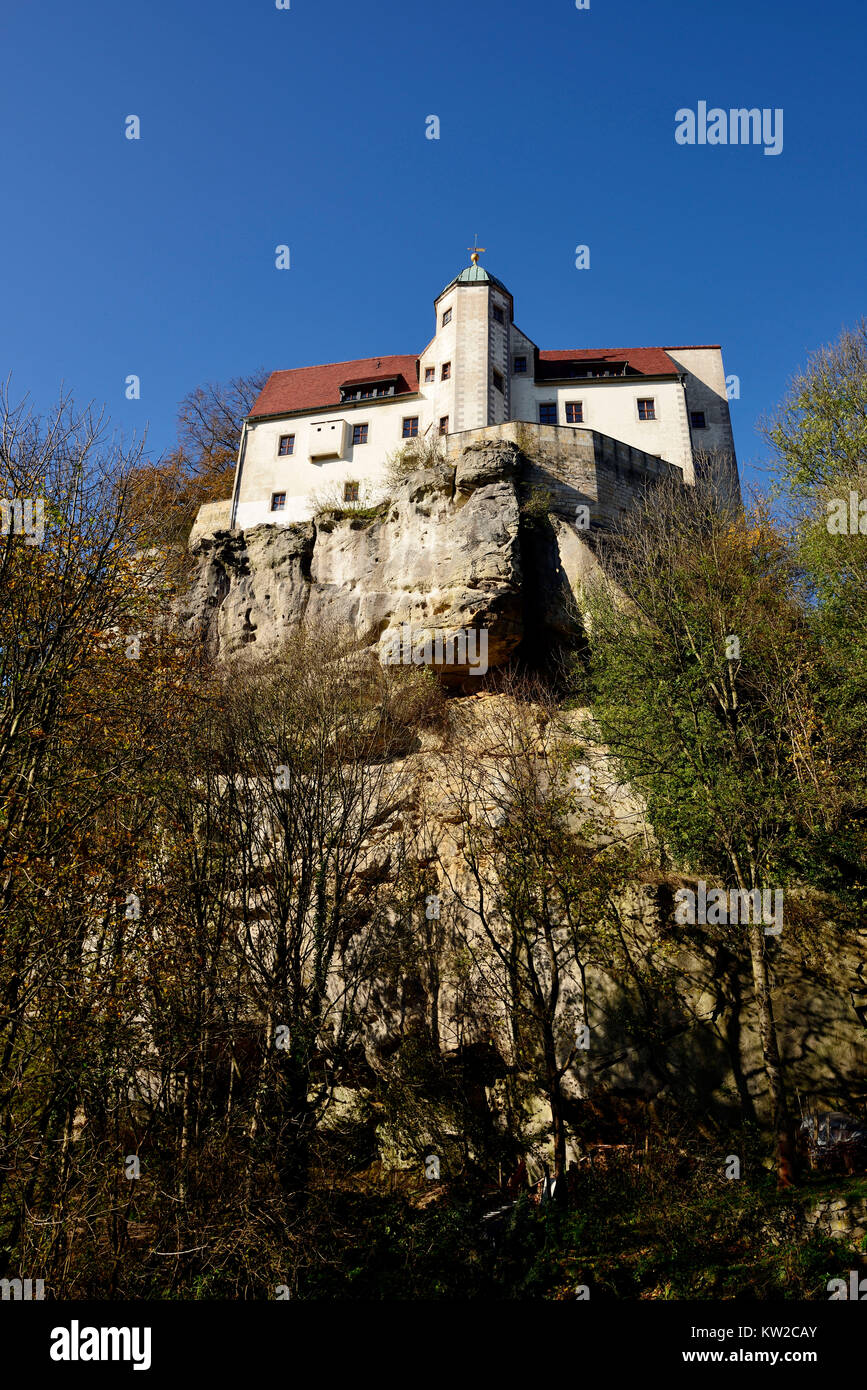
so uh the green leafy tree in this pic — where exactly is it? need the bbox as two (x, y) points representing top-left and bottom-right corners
(584, 481), (827, 1185)
(763, 319), (867, 495)
(765, 324), (867, 906)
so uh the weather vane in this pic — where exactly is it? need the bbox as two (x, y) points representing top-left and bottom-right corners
(468, 234), (486, 266)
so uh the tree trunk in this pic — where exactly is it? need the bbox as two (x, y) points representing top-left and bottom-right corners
(543, 1024), (567, 1178)
(747, 922), (797, 1186)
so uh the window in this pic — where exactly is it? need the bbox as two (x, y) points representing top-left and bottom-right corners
(352, 423), (368, 445)
(403, 416), (419, 438)
(343, 481), (359, 502)
(340, 380), (395, 402)
(271, 492), (286, 511)
(638, 398), (656, 421)
(438, 415), (449, 435)
(424, 366), (435, 383)
(513, 355), (527, 374)
(493, 369), (504, 394)
(565, 402), (583, 424)
(442, 308), (452, 327)
(690, 410), (707, 430)
(278, 434), (295, 457)
(441, 362), (451, 380)
(539, 402), (557, 425)
(492, 305), (504, 324)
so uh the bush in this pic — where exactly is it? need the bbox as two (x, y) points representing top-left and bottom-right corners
(381, 664), (450, 736)
(384, 435), (448, 488)
(519, 484), (554, 526)
(310, 479), (388, 524)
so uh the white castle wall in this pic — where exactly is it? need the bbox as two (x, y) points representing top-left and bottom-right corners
(229, 274), (736, 531)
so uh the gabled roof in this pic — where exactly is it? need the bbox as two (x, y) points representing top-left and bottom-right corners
(537, 347), (681, 377)
(250, 355), (419, 419)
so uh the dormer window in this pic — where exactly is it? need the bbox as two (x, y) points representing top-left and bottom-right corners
(544, 360), (633, 380)
(577, 361), (628, 378)
(339, 376), (398, 403)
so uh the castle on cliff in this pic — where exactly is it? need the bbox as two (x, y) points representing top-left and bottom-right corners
(207, 252), (739, 535)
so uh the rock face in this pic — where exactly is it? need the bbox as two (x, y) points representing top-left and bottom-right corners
(180, 428), (683, 675)
(180, 445), (527, 677)
(176, 432), (867, 1144)
(330, 697), (867, 1147)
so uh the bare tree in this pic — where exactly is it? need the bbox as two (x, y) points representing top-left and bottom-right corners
(438, 678), (636, 1177)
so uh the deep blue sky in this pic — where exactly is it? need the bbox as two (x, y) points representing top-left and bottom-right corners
(2, 0), (865, 491)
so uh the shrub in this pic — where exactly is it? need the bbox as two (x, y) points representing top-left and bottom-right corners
(519, 484), (554, 526)
(384, 435), (448, 488)
(310, 479), (388, 524)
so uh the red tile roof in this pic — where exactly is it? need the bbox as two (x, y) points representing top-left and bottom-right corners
(538, 347), (681, 376)
(250, 355), (419, 419)
(250, 345), (687, 420)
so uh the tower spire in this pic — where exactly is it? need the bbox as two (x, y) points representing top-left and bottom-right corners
(468, 233), (486, 266)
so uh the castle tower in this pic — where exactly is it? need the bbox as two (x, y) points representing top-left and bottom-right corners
(430, 250), (514, 434)
(215, 248), (740, 537)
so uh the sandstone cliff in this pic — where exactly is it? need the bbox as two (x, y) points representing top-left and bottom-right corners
(181, 445), (523, 674)
(179, 428), (671, 674)
(178, 435), (867, 1150)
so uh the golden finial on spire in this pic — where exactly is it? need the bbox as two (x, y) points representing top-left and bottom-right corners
(468, 234), (486, 266)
